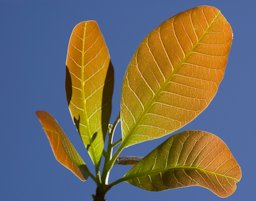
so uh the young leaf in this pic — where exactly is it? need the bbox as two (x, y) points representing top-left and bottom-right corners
(120, 6), (233, 148)
(66, 21), (114, 165)
(123, 131), (241, 198)
(36, 111), (89, 181)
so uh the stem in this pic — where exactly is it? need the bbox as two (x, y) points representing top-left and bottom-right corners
(108, 177), (127, 189)
(105, 143), (125, 175)
(92, 187), (107, 201)
(95, 160), (102, 184)
(107, 115), (120, 159)
(112, 138), (122, 147)
(83, 165), (98, 184)
(101, 114), (120, 183)
(90, 113), (124, 199)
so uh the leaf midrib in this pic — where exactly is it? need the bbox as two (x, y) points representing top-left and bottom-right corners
(122, 11), (221, 147)
(80, 22), (97, 163)
(124, 165), (239, 182)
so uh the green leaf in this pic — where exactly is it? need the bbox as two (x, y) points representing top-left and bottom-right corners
(36, 111), (89, 181)
(66, 21), (114, 165)
(123, 130), (241, 198)
(120, 6), (233, 148)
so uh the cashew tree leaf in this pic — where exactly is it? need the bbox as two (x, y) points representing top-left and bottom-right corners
(66, 21), (114, 165)
(120, 6), (233, 148)
(123, 130), (242, 198)
(36, 111), (89, 181)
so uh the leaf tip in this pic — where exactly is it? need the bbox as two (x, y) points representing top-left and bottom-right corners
(73, 20), (99, 32)
(35, 110), (47, 121)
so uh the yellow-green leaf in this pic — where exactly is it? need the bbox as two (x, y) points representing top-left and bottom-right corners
(120, 6), (232, 147)
(66, 21), (114, 164)
(36, 111), (88, 181)
(123, 130), (241, 198)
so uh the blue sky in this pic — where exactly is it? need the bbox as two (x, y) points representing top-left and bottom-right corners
(0, 0), (255, 200)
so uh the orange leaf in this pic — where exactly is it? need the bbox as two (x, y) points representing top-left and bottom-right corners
(66, 21), (114, 164)
(120, 6), (233, 147)
(36, 111), (88, 181)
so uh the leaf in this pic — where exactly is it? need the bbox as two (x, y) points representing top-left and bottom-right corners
(123, 130), (242, 198)
(120, 6), (233, 147)
(66, 21), (114, 164)
(36, 111), (88, 181)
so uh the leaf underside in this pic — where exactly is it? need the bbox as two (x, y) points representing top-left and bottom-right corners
(36, 111), (88, 181)
(124, 130), (242, 198)
(120, 6), (233, 148)
(66, 21), (114, 165)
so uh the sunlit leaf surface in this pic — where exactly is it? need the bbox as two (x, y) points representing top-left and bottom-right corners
(36, 111), (88, 181)
(120, 6), (233, 147)
(66, 21), (114, 164)
(124, 131), (241, 198)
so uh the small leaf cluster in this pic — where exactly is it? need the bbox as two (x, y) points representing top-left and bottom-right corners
(36, 5), (241, 201)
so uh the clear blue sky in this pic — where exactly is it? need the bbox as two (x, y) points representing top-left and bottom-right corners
(0, 0), (254, 200)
